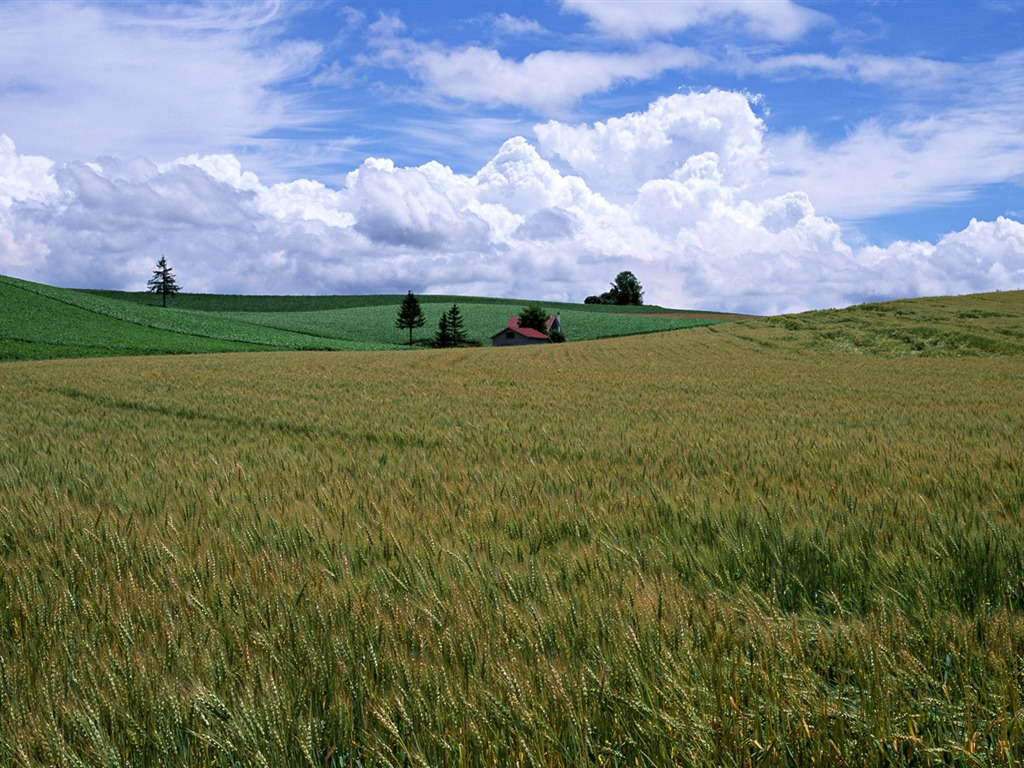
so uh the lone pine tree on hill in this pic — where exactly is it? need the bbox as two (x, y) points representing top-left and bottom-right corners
(147, 255), (181, 307)
(395, 291), (426, 345)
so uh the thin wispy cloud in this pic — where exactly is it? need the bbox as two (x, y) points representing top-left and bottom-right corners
(771, 122), (1024, 219)
(402, 43), (705, 113)
(562, 0), (828, 42)
(0, 2), (322, 168)
(1, 1), (1023, 313)
(492, 13), (548, 38)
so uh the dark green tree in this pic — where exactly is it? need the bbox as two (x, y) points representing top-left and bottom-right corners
(434, 311), (452, 348)
(147, 255), (180, 307)
(584, 270), (644, 306)
(445, 304), (468, 346)
(395, 291), (426, 345)
(611, 270), (644, 305)
(434, 304), (468, 348)
(518, 304), (549, 334)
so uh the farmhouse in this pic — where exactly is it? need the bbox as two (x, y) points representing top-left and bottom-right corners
(491, 314), (560, 346)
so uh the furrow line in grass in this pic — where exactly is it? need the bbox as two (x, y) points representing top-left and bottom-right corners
(46, 385), (444, 451)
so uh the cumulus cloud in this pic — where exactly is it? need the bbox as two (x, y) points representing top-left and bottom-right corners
(475, 137), (596, 214)
(2, 87), (1023, 316)
(344, 159), (490, 249)
(855, 217), (1024, 300)
(536, 90), (767, 200)
(0, 136), (61, 208)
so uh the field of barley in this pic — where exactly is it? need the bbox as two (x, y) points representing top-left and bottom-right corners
(1, 290), (1023, 766)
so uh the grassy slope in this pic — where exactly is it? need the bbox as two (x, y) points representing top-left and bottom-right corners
(1, 289), (1023, 765)
(1, 276), (735, 361)
(0, 277), (404, 360)
(753, 290), (1024, 356)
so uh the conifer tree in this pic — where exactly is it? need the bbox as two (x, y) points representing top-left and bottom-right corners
(434, 304), (468, 347)
(446, 304), (467, 345)
(395, 291), (426, 345)
(147, 255), (180, 307)
(434, 310), (452, 348)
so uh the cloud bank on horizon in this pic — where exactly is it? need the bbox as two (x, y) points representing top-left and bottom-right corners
(1, 0), (1023, 314)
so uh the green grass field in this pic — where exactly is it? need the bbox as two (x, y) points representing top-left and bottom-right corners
(1, 285), (1023, 766)
(1, 275), (736, 361)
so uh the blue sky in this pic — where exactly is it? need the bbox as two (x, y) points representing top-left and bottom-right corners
(1, 0), (1023, 313)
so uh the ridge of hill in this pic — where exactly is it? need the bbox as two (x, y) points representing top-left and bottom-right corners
(5, 273), (1023, 362)
(718, 290), (1024, 357)
(0, 275), (734, 362)
(81, 288), (724, 315)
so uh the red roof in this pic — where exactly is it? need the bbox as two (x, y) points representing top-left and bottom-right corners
(504, 316), (549, 340)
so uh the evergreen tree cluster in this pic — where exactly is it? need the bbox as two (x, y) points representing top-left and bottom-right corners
(395, 293), (471, 347)
(433, 304), (468, 348)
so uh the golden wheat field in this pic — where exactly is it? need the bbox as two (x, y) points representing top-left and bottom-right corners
(1, 303), (1023, 766)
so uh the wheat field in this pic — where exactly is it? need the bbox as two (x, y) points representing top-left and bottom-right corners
(1, 309), (1023, 766)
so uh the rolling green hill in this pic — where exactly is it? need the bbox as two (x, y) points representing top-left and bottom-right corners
(6, 273), (1023, 363)
(0, 275), (738, 361)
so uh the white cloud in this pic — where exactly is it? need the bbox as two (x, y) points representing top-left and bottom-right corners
(737, 52), (961, 89)
(535, 90), (767, 200)
(562, 0), (827, 42)
(0, 135), (61, 208)
(0, 137), (57, 273)
(177, 154), (356, 230)
(474, 137), (596, 215)
(767, 107), (1024, 221)
(366, 20), (703, 114)
(343, 158), (489, 249)
(2, 89), (1023, 316)
(493, 13), (547, 37)
(750, 49), (1024, 222)
(0, 2), (320, 169)
(856, 217), (1024, 300)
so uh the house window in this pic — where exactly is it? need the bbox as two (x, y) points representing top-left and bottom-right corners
(506, 331), (515, 339)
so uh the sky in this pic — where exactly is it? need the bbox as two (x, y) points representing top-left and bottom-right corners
(1, 1), (1023, 314)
